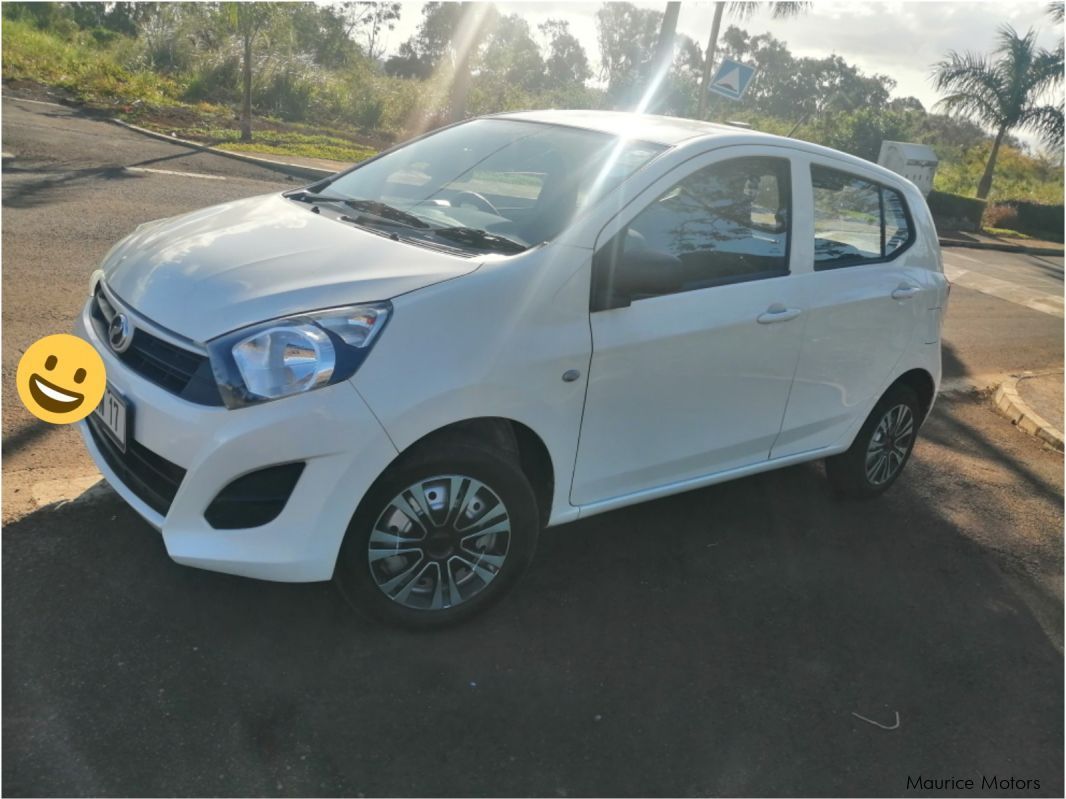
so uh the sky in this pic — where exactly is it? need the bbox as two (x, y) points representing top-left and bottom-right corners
(370, 0), (1064, 146)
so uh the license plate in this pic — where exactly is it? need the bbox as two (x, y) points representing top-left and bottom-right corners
(93, 384), (129, 451)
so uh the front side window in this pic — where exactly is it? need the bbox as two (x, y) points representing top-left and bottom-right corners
(812, 165), (913, 269)
(315, 119), (665, 254)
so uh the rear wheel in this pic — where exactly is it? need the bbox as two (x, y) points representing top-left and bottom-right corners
(825, 384), (921, 499)
(335, 442), (539, 628)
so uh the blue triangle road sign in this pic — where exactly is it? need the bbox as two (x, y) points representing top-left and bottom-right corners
(708, 58), (757, 101)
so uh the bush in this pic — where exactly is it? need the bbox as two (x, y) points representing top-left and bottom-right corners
(926, 189), (987, 232)
(982, 203), (1019, 230)
(183, 57), (240, 104)
(256, 70), (315, 122)
(998, 200), (1065, 242)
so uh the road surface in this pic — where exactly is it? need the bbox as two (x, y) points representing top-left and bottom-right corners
(2, 96), (1062, 797)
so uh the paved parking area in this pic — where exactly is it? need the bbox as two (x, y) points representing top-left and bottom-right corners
(942, 248), (1064, 318)
(5, 392), (1062, 797)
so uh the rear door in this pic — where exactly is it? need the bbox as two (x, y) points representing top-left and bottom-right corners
(771, 158), (927, 458)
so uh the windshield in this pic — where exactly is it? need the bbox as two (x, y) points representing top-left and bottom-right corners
(315, 119), (666, 253)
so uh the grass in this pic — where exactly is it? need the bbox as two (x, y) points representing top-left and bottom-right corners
(983, 226), (1034, 240)
(2, 18), (178, 107)
(2, 18), (380, 164)
(165, 128), (378, 164)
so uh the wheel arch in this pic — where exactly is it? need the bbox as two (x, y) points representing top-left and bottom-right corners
(370, 417), (556, 527)
(888, 367), (936, 423)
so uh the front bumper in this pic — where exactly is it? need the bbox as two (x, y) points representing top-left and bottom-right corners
(75, 300), (398, 582)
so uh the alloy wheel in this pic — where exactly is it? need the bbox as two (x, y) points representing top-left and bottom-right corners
(865, 403), (915, 486)
(368, 475), (511, 610)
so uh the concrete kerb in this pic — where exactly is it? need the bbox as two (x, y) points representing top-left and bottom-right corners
(993, 371), (1065, 451)
(939, 238), (1064, 257)
(108, 117), (335, 181)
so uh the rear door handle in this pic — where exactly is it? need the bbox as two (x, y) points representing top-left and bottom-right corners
(891, 285), (920, 300)
(757, 304), (802, 324)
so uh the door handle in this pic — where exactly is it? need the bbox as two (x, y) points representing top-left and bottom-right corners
(757, 304), (802, 324)
(891, 285), (920, 300)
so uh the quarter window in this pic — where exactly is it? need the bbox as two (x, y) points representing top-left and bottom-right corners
(812, 165), (913, 269)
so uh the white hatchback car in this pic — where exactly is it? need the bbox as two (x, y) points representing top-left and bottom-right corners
(77, 110), (948, 626)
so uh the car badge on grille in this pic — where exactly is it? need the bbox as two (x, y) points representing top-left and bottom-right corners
(108, 313), (134, 353)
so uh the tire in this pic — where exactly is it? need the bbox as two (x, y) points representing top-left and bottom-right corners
(825, 383), (921, 500)
(335, 441), (540, 628)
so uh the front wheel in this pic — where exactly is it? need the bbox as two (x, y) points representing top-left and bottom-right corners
(825, 384), (921, 499)
(335, 443), (540, 628)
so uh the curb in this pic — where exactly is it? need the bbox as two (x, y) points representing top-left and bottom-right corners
(993, 372), (1064, 451)
(939, 237), (1064, 257)
(107, 117), (337, 181)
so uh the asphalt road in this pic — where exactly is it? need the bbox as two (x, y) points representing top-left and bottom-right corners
(3, 96), (1063, 796)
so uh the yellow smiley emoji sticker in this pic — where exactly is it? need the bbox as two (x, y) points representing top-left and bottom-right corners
(17, 334), (107, 424)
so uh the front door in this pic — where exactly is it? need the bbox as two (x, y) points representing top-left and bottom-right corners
(571, 152), (806, 507)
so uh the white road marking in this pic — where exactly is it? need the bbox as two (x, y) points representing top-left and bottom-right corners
(943, 250), (980, 263)
(125, 166), (226, 181)
(3, 95), (70, 109)
(942, 263), (1064, 318)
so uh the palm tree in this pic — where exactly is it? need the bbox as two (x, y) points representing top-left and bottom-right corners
(696, 2), (811, 118)
(932, 25), (1063, 199)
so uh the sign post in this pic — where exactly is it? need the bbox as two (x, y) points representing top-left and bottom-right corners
(707, 59), (758, 101)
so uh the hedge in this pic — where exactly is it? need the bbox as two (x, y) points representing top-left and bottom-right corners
(999, 199), (1064, 242)
(926, 189), (987, 232)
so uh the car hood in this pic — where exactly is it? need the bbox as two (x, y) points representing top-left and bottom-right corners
(102, 193), (480, 342)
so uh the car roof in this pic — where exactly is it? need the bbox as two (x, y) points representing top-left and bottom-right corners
(491, 109), (919, 194)
(493, 109), (761, 146)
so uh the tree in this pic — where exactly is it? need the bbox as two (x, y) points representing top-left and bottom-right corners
(637, 2), (681, 112)
(540, 19), (591, 87)
(221, 2), (275, 141)
(481, 14), (545, 92)
(595, 3), (664, 106)
(338, 2), (402, 62)
(696, 2), (811, 119)
(385, 2), (451, 76)
(932, 24), (1064, 198)
(287, 4), (361, 69)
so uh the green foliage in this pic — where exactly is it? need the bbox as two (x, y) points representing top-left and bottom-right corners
(997, 198), (1065, 240)
(595, 2), (663, 106)
(1, 17), (179, 106)
(2, 1), (1061, 210)
(176, 128), (377, 162)
(927, 190), (988, 231)
(934, 140), (1064, 203)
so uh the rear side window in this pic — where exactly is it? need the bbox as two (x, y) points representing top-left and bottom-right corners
(812, 165), (913, 269)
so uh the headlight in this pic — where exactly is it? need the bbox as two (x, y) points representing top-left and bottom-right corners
(207, 302), (390, 408)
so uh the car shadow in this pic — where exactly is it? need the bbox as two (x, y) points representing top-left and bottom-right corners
(3, 394), (1062, 797)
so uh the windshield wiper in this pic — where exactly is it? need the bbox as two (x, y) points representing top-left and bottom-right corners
(343, 199), (430, 229)
(430, 226), (527, 254)
(287, 191), (429, 229)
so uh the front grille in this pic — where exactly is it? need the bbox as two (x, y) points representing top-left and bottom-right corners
(87, 413), (186, 516)
(90, 288), (223, 406)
